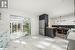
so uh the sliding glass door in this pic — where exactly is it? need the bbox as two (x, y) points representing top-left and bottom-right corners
(10, 15), (31, 39)
(10, 23), (22, 33)
(23, 18), (31, 35)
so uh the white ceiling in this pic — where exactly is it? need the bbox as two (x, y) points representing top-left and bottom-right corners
(8, 0), (74, 18)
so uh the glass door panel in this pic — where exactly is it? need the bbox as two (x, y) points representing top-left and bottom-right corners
(23, 18), (31, 36)
(10, 23), (22, 33)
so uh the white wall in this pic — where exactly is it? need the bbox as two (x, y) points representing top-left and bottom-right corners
(31, 16), (39, 35)
(0, 9), (10, 33)
(48, 18), (55, 27)
(8, 0), (74, 18)
(0, 9), (39, 35)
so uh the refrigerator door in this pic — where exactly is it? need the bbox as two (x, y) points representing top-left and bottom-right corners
(39, 20), (45, 35)
(39, 29), (45, 35)
(39, 20), (45, 29)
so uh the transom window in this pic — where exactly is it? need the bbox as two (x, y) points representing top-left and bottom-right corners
(0, 0), (8, 8)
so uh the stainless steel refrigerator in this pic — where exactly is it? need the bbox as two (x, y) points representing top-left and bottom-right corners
(39, 20), (45, 35)
(39, 14), (48, 36)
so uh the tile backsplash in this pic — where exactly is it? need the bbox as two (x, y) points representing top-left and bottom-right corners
(54, 16), (75, 25)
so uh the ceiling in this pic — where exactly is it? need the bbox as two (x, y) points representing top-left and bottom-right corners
(8, 0), (74, 18)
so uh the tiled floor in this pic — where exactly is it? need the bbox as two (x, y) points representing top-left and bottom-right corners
(5, 36), (69, 50)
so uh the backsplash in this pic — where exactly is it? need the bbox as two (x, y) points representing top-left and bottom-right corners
(54, 16), (75, 25)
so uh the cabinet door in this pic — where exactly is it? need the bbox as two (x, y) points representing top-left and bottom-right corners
(46, 28), (56, 38)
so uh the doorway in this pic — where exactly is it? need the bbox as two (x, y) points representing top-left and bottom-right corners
(10, 15), (31, 39)
(10, 23), (22, 33)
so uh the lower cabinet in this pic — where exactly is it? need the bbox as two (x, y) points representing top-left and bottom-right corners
(45, 28), (56, 38)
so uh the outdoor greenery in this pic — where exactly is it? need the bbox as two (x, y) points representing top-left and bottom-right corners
(23, 19), (31, 35)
